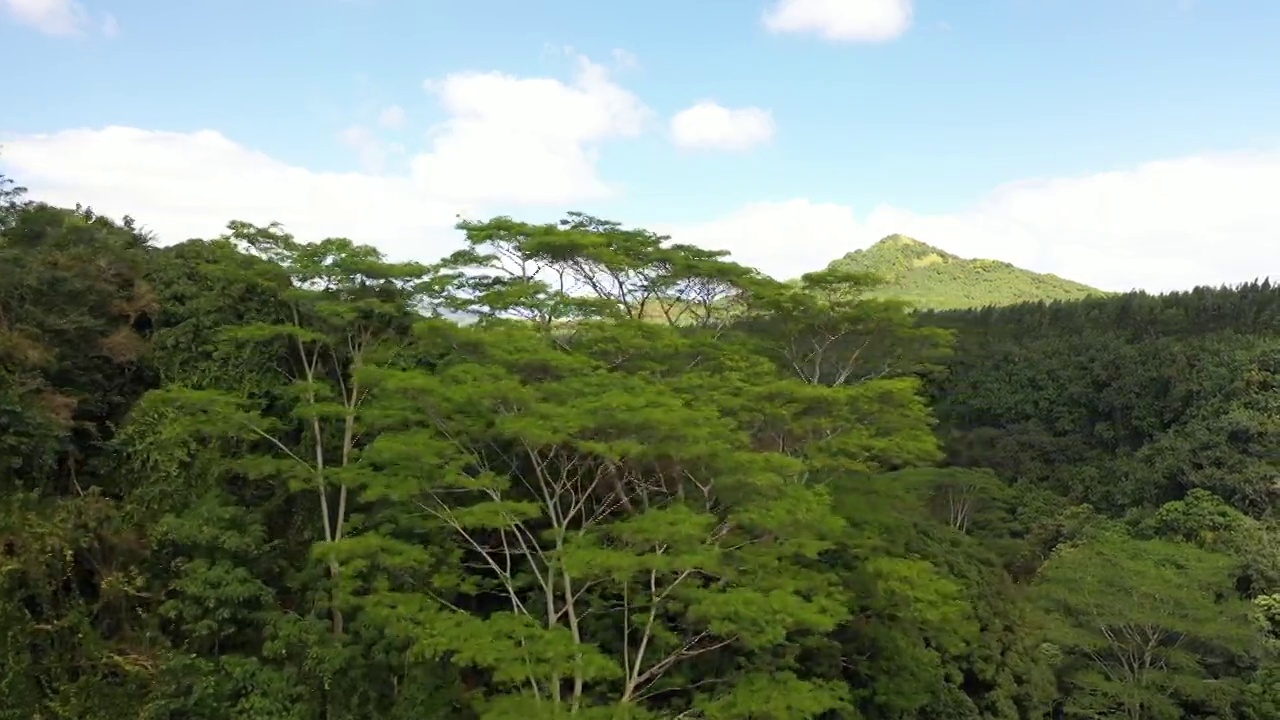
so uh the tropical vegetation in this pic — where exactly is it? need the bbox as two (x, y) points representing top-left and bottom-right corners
(2, 171), (1277, 719)
(828, 234), (1106, 310)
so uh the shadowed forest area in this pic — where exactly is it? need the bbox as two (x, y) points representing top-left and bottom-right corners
(2, 172), (1279, 720)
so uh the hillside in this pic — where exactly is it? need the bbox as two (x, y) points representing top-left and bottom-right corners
(826, 234), (1106, 310)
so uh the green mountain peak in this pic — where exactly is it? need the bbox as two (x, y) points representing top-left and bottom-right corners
(876, 233), (928, 246)
(827, 234), (1107, 311)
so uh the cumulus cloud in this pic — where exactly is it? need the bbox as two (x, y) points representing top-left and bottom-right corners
(336, 107), (407, 173)
(338, 125), (401, 173)
(2, 0), (92, 35)
(1, 53), (1276, 292)
(661, 149), (1280, 293)
(411, 53), (651, 204)
(0, 52), (649, 262)
(0, 126), (466, 261)
(669, 102), (775, 152)
(762, 0), (913, 43)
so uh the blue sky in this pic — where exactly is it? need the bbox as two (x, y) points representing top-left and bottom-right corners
(3, 0), (1279, 291)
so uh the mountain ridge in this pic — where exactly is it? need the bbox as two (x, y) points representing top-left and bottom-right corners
(825, 234), (1107, 311)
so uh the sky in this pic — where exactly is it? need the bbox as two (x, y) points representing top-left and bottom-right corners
(2, 0), (1278, 292)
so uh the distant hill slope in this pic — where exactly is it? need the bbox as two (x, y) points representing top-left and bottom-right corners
(825, 234), (1107, 310)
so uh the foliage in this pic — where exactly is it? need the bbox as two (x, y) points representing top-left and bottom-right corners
(1031, 533), (1257, 720)
(1, 180), (1274, 720)
(827, 234), (1106, 310)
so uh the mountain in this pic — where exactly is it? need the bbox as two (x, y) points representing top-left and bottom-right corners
(825, 234), (1107, 310)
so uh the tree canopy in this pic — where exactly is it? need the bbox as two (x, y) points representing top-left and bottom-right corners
(2, 176), (1277, 719)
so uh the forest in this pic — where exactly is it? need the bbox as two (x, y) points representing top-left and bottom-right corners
(2, 170), (1279, 720)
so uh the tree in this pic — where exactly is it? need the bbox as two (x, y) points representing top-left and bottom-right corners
(1032, 533), (1259, 720)
(151, 221), (438, 630)
(742, 267), (952, 387)
(447, 212), (759, 330)
(352, 318), (850, 719)
(111, 224), (455, 720)
(117, 232), (466, 720)
(0, 172), (28, 229)
(0, 200), (161, 719)
(309, 214), (873, 718)
(8, 187), (1279, 720)
(0, 202), (156, 491)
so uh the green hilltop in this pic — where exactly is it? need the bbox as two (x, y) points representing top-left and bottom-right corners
(825, 234), (1108, 310)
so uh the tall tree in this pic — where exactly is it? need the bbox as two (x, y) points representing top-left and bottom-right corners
(1033, 533), (1259, 720)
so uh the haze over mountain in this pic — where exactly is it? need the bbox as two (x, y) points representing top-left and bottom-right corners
(824, 234), (1105, 311)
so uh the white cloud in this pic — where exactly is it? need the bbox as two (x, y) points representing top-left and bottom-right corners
(661, 149), (1280, 293)
(99, 10), (117, 36)
(3, 126), (1276, 292)
(338, 125), (400, 173)
(669, 102), (775, 152)
(762, 0), (913, 42)
(339, 104), (410, 172)
(2, 0), (91, 35)
(412, 54), (650, 204)
(1, 51), (1276, 293)
(0, 52), (649, 261)
(0, 126), (466, 261)
(377, 104), (407, 130)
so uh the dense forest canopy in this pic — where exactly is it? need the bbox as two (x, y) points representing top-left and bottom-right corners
(2, 170), (1279, 720)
